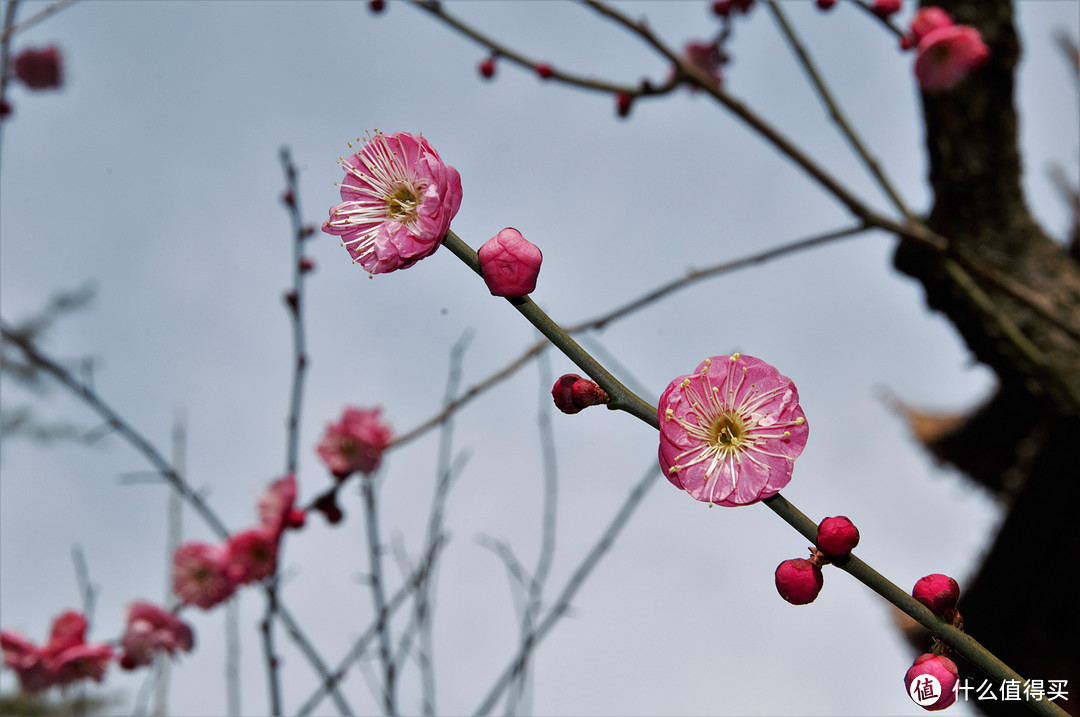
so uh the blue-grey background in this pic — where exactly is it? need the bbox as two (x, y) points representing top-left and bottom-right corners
(2, 1), (1077, 715)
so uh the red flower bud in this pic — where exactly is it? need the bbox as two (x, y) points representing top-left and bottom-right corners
(815, 515), (860, 558)
(535, 63), (554, 79)
(299, 257), (315, 274)
(904, 653), (959, 711)
(774, 558), (823, 605)
(13, 46), (64, 90)
(552, 374), (609, 414)
(615, 93), (633, 118)
(912, 574), (960, 615)
(478, 57), (496, 79)
(477, 228), (543, 297)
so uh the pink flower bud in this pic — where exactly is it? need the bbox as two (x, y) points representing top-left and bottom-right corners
(904, 653), (959, 711)
(909, 7), (953, 45)
(615, 92), (633, 118)
(299, 256), (315, 274)
(535, 63), (554, 79)
(774, 558), (823, 605)
(552, 374), (609, 414)
(479, 57), (496, 79)
(478, 228), (543, 297)
(815, 0), (837, 10)
(815, 515), (860, 558)
(871, 0), (901, 18)
(912, 574), (960, 615)
(13, 46), (64, 90)
(281, 188), (295, 207)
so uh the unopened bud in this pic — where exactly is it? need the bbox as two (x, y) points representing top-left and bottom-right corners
(904, 653), (959, 711)
(552, 374), (609, 414)
(815, 515), (860, 558)
(478, 57), (496, 79)
(774, 558), (823, 605)
(477, 227), (543, 297)
(912, 574), (960, 615)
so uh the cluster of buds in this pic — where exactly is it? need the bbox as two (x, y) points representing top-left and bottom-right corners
(904, 573), (963, 710)
(774, 515), (859, 605)
(902, 7), (990, 92)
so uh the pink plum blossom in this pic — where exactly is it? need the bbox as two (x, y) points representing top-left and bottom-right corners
(908, 7), (953, 45)
(258, 473), (304, 538)
(477, 228), (543, 297)
(316, 406), (393, 480)
(323, 131), (462, 274)
(226, 527), (280, 585)
(13, 46), (63, 90)
(682, 41), (722, 88)
(1, 611), (113, 693)
(118, 601), (195, 670)
(914, 24), (989, 92)
(658, 353), (808, 507)
(172, 541), (237, 610)
(905, 653), (959, 710)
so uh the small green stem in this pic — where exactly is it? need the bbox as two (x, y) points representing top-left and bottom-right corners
(442, 229), (1067, 717)
(442, 230), (658, 428)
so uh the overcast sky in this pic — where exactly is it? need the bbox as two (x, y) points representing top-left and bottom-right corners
(2, 1), (1078, 715)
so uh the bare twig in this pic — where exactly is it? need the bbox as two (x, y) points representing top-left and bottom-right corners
(361, 474), (397, 715)
(0, 0), (78, 43)
(473, 464), (661, 716)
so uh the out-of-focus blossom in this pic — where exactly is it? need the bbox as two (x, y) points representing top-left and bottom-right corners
(316, 407), (393, 480)
(1, 611), (113, 692)
(477, 227), (543, 297)
(258, 473), (304, 537)
(682, 41), (722, 89)
(226, 527), (280, 585)
(908, 7), (954, 45)
(658, 354), (808, 507)
(478, 57), (496, 79)
(118, 601), (195, 670)
(172, 542), (237, 610)
(914, 24), (989, 92)
(13, 46), (64, 90)
(323, 131), (462, 274)
(872, 0), (902, 18)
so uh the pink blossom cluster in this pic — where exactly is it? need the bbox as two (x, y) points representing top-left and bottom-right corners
(172, 474), (305, 610)
(0, 612), (113, 693)
(903, 7), (989, 92)
(316, 406), (393, 481)
(2, 604), (196, 693)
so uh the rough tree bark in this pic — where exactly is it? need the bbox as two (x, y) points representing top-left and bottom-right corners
(893, 2), (1079, 714)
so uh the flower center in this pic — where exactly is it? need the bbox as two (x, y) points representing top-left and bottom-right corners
(709, 413), (746, 450)
(386, 186), (418, 222)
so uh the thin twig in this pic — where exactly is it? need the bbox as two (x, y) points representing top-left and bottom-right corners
(0, 0), (78, 43)
(361, 474), (397, 715)
(766, 1), (915, 223)
(474, 465), (661, 716)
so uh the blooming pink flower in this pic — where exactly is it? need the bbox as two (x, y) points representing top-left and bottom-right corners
(226, 527), (280, 585)
(914, 24), (989, 92)
(552, 374), (609, 414)
(316, 406), (393, 480)
(47, 643), (114, 688)
(905, 653), (959, 711)
(682, 41), (722, 89)
(912, 574), (960, 615)
(13, 46), (64, 90)
(1, 611), (113, 693)
(172, 542), (237, 610)
(118, 601), (195, 670)
(658, 354), (808, 507)
(477, 228), (543, 297)
(774, 558), (823, 605)
(816, 515), (860, 558)
(258, 473), (304, 538)
(322, 131), (462, 274)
